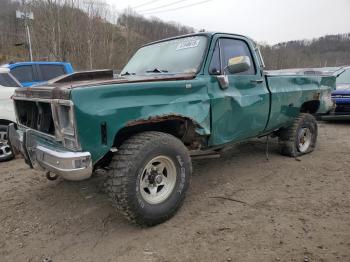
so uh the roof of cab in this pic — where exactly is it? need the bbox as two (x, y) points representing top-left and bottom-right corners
(2, 61), (71, 69)
(143, 32), (255, 47)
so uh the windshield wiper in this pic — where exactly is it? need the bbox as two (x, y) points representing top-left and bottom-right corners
(121, 71), (136, 76)
(146, 68), (168, 73)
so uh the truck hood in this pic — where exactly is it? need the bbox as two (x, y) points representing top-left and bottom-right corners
(14, 69), (196, 100)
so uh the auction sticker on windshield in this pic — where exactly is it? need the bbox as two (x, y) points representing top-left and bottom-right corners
(176, 38), (200, 51)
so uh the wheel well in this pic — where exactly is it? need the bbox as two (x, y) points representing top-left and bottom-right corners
(114, 117), (205, 150)
(300, 100), (320, 114)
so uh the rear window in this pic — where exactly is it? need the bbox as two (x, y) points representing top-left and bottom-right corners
(39, 64), (66, 81)
(0, 73), (20, 87)
(11, 65), (35, 83)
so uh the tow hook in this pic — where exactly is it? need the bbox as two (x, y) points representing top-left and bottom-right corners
(46, 171), (59, 181)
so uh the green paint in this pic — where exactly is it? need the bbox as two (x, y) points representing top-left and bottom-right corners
(68, 32), (335, 164)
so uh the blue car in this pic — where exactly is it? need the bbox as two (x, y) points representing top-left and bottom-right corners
(3, 62), (74, 87)
(331, 67), (350, 118)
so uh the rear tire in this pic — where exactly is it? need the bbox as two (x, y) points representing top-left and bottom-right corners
(278, 113), (318, 157)
(0, 124), (14, 162)
(105, 131), (192, 226)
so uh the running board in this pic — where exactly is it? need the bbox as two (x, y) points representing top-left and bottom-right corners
(190, 150), (221, 159)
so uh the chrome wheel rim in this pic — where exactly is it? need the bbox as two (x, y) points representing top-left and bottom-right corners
(0, 129), (12, 160)
(297, 127), (312, 153)
(140, 155), (177, 205)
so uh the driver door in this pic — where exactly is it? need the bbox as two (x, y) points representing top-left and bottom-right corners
(208, 36), (270, 145)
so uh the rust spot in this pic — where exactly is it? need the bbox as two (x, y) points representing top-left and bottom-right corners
(313, 92), (321, 100)
(125, 114), (192, 127)
(124, 114), (206, 150)
(73, 73), (196, 89)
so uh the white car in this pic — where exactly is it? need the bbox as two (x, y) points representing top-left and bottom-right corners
(0, 67), (21, 161)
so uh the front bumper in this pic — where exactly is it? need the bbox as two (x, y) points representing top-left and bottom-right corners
(8, 124), (92, 181)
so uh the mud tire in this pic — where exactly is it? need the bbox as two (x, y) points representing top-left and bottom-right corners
(278, 113), (318, 157)
(105, 131), (192, 226)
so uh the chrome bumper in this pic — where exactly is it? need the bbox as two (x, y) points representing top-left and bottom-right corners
(8, 124), (92, 181)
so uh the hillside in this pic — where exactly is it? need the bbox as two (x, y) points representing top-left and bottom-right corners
(0, 0), (193, 70)
(260, 34), (350, 69)
(0, 0), (349, 71)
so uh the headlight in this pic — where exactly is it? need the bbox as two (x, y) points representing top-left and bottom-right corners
(52, 100), (80, 150)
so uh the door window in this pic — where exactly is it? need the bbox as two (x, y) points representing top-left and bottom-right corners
(39, 64), (66, 81)
(11, 65), (35, 82)
(209, 41), (221, 75)
(0, 73), (20, 87)
(219, 38), (256, 75)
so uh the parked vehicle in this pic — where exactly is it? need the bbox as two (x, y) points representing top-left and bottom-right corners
(8, 32), (335, 226)
(0, 67), (21, 161)
(307, 66), (350, 120)
(331, 67), (350, 117)
(3, 62), (74, 87)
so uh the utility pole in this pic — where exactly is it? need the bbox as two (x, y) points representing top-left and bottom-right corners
(26, 23), (33, 61)
(16, 0), (34, 61)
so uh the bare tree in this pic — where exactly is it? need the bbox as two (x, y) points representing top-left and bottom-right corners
(1, 0), (348, 70)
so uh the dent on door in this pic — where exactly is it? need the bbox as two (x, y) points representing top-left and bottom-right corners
(210, 76), (269, 145)
(207, 36), (270, 146)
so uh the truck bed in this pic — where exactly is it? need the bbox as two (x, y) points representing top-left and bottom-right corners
(264, 73), (335, 132)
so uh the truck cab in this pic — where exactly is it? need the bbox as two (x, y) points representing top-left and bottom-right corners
(4, 62), (74, 87)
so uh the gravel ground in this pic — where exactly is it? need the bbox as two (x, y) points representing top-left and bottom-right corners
(0, 121), (349, 262)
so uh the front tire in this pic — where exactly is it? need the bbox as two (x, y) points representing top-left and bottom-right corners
(105, 131), (192, 226)
(278, 113), (318, 157)
(0, 124), (14, 162)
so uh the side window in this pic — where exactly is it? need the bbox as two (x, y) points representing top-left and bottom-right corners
(209, 41), (221, 75)
(0, 73), (20, 87)
(11, 65), (35, 83)
(39, 64), (66, 81)
(219, 38), (256, 75)
(337, 68), (350, 84)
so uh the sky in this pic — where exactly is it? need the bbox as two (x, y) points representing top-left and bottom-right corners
(105, 0), (350, 44)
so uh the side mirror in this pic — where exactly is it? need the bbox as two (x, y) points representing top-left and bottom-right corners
(225, 56), (251, 74)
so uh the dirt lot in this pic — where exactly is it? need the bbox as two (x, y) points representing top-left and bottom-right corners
(0, 121), (349, 262)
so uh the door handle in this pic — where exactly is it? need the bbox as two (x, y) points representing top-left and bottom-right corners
(217, 75), (229, 90)
(251, 79), (264, 84)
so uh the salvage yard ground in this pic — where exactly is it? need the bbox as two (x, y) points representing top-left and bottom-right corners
(0, 121), (349, 262)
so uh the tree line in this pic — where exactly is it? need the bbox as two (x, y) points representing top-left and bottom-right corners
(260, 34), (350, 70)
(0, 0), (349, 71)
(0, 0), (194, 70)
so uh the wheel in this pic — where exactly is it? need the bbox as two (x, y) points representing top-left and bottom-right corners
(278, 113), (318, 157)
(105, 131), (192, 226)
(0, 124), (14, 162)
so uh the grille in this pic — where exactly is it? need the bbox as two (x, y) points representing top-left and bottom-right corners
(15, 100), (55, 135)
(335, 104), (350, 113)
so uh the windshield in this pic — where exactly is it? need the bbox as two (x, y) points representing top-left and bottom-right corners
(121, 35), (208, 76)
(0, 73), (20, 87)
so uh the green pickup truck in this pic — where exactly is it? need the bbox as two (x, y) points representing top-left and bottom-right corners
(8, 32), (335, 226)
